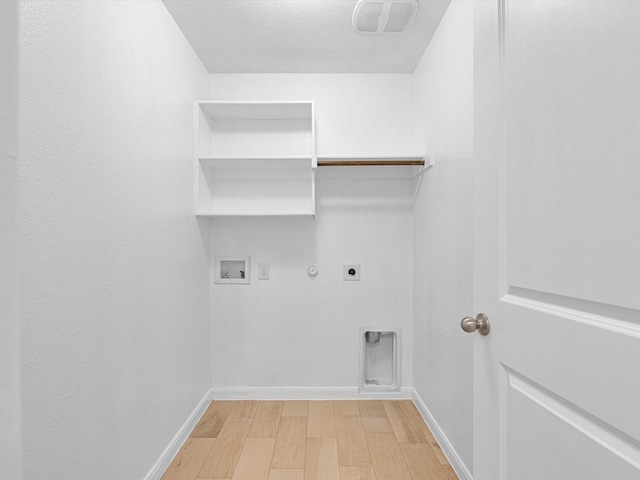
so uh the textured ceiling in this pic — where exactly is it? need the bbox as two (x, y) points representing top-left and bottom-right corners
(162, 0), (451, 74)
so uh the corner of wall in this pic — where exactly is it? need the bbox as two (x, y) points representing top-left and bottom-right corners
(410, 0), (474, 476)
(0, 1), (22, 478)
(411, 388), (473, 480)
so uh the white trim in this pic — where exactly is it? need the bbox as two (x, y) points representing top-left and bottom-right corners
(212, 386), (413, 400)
(143, 388), (213, 480)
(411, 388), (473, 480)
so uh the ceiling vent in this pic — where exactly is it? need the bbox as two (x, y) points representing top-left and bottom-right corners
(352, 0), (419, 34)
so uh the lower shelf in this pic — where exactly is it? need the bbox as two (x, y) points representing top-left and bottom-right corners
(196, 205), (315, 217)
(194, 156), (430, 217)
(197, 160), (315, 217)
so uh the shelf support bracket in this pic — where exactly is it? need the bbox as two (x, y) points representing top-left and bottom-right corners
(411, 156), (434, 179)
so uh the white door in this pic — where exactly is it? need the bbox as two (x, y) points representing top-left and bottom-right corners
(472, 1), (640, 479)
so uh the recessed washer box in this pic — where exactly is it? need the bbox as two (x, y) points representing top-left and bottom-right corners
(215, 256), (250, 284)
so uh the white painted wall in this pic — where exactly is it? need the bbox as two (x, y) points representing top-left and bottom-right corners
(0, 1), (22, 478)
(208, 75), (416, 393)
(412, 1), (474, 475)
(210, 74), (420, 157)
(19, 2), (211, 479)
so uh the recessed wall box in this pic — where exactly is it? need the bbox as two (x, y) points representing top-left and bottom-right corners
(215, 256), (250, 284)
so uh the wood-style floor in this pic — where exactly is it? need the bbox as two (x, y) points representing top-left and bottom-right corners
(161, 400), (459, 480)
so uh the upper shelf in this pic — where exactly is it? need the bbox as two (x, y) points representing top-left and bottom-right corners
(199, 156), (313, 169)
(317, 157), (425, 167)
(196, 101), (316, 162)
(199, 101), (313, 121)
(198, 156), (425, 170)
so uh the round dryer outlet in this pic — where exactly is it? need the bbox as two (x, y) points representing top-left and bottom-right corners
(343, 264), (361, 281)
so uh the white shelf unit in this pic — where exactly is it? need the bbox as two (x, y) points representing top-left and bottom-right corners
(195, 101), (316, 217)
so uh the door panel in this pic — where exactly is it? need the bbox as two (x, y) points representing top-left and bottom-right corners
(506, 1), (640, 310)
(474, 1), (640, 479)
(504, 366), (640, 480)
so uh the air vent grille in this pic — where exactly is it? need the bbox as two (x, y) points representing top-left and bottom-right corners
(352, 0), (418, 34)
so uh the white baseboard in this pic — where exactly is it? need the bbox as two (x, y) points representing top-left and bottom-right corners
(411, 388), (473, 480)
(212, 386), (413, 400)
(144, 388), (213, 480)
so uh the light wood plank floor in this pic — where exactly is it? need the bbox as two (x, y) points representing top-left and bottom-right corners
(161, 400), (458, 480)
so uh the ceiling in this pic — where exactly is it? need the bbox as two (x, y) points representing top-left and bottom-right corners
(162, 0), (451, 74)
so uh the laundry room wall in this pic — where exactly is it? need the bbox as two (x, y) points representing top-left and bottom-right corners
(0, 1), (22, 478)
(19, 1), (211, 478)
(207, 74), (417, 395)
(411, 1), (474, 476)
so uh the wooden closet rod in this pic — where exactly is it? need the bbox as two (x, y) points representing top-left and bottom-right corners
(317, 158), (425, 167)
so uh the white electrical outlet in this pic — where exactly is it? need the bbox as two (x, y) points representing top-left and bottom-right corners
(343, 264), (361, 281)
(258, 263), (270, 280)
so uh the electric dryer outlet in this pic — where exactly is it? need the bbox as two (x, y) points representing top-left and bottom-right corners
(343, 264), (361, 281)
